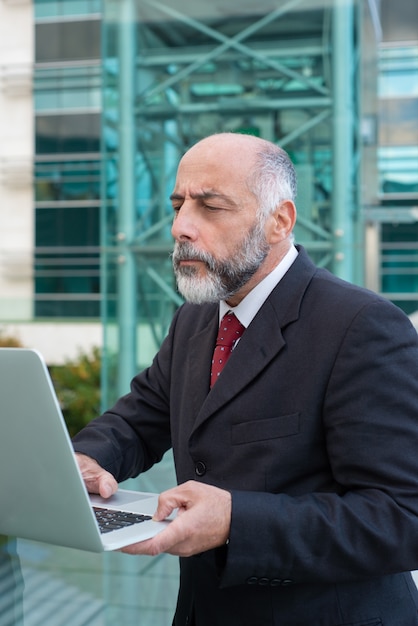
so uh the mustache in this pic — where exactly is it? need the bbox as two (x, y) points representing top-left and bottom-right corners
(172, 242), (217, 272)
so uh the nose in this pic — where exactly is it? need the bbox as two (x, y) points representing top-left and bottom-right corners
(171, 204), (198, 242)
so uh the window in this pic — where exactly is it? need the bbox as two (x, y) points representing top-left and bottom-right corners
(36, 19), (101, 63)
(35, 206), (100, 317)
(36, 113), (101, 154)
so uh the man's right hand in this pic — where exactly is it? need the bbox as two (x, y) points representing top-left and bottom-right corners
(75, 453), (118, 498)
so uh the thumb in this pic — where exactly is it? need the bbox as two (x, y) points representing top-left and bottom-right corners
(98, 472), (118, 499)
(152, 493), (179, 521)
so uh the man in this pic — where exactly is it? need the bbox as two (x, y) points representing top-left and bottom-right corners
(73, 133), (418, 625)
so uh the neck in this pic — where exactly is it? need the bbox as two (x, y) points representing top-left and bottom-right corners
(225, 240), (293, 306)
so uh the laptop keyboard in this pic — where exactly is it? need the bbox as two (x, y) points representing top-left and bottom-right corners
(93, 507), (152, 534)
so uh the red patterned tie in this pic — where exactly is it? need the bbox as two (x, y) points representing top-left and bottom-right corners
(210, 312), (245, 388)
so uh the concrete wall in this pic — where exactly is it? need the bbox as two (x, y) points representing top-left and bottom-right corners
(0, 321), (103, 364)
(0, 0), (34, 320)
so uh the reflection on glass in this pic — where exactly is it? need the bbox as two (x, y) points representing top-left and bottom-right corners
(0, 537), (24, 626)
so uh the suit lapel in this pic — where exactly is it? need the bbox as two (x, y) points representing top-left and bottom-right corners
(189, 246), (317, 433)
(184, 308), (218, 419)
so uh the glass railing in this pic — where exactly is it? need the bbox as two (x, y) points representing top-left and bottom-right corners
(0, 539), (178, 626)
(0, 454), (178, 626)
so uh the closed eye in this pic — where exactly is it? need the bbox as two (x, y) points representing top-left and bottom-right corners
(203, 203), (223, 212)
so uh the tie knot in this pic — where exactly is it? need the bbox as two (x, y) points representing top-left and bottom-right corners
(216, 313), (245, 348)
(210, 312), (246, 388)
(210, 312), (245, 387)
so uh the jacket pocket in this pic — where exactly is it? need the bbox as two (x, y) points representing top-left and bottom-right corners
(231, 413), (300, 445)
(336, 617), (383, 626)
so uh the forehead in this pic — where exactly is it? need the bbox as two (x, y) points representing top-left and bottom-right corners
(174, 139), (256, 194)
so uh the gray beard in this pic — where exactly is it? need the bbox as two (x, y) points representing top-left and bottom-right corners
(172, 222), (270, 304)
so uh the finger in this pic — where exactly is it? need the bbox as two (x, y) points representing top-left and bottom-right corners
(153, 479), (202, 516)
(98, 473), (118, 498)
(121, 537), (161, 556)
(75, 453), (118, 497)
(152, 489), (191, 521)
(121, 520), (188, 557)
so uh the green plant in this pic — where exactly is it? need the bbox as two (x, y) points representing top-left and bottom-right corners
(0, 331), (23, 347)
(49, 347), (102, 437)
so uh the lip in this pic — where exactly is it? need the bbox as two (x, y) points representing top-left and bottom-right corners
(178, 259), (204, 265)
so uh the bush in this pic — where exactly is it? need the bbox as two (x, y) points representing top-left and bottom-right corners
(49, 347), (102, 437)
(0, 331), (23, 347)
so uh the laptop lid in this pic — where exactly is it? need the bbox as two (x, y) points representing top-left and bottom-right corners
(0, 348), (170, 552)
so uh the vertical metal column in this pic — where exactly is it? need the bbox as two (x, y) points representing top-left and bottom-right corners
(331, 0), (356, 280)
(116, 0), (137, 395)
(103, 9), (142, 620)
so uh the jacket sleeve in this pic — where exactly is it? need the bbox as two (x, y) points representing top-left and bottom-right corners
(221, 300), (418, 587)
(72, 308), (182, 482)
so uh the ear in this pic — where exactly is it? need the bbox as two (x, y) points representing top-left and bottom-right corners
(266, 200), (297, 244)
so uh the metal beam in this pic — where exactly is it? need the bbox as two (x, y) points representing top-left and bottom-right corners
(139, 0), (329, 102)
(116, 0), (137, 394)
(331, 0), (356, 280)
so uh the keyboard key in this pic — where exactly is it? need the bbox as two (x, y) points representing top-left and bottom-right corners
(93, 507), (152, 534)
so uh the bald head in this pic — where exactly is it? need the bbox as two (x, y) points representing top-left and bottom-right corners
(181, 133), (297, 218)
(186, 132), (273, 156)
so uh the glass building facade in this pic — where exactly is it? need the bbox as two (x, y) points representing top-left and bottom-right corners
(2, 0), (418, 623)
(34, 1), (102, 318)
(31, 0), (418, 381)
(31, 0), (418, 362)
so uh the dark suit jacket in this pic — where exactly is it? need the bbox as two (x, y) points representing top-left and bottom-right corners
(73, 246), (418, 625)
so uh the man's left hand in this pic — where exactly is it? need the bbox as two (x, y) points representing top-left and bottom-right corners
(120, 480), (231, 557)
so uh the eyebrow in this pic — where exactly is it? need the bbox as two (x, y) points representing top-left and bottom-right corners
(169, 190), (236, 205)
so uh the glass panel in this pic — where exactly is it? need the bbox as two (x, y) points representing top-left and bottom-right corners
(34, 7), (102, 320)
(381, 223), (418, 314)
(378, 146), (418, 194)
(380, 71), (418, 98)
(36, 20), (101, 63)
(35, 159), (101, 202)
(379, 97), (418, 147)
(36, 113), (101, 154)
(35, 0), (101, 19)
(35, 66), (102, 111)
(34, 206), (100, 318)
(34, 297), (101, 317)
(380, 0), (418, 42)
(36, 206), (99, 247)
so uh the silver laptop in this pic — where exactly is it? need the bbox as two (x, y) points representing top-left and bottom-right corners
(0, 347), (171, 552)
